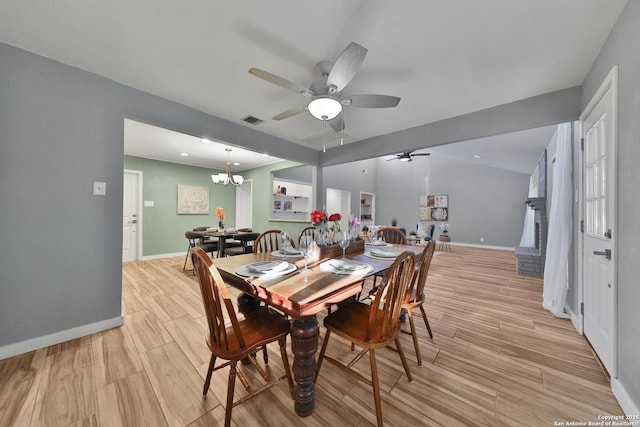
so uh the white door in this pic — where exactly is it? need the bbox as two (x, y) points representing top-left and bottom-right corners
(123, 170), (140, 261)
(235, 179), (253, 229)
(326, 188), (351, 231)
(580, 67), (617, 376)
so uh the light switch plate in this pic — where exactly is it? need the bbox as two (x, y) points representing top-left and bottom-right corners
(93, 181), (106, 196)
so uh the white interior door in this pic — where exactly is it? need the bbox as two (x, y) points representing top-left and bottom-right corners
(235, 179), (252, 229)
(326, 188), (351, 231)
(123, 170), (141, 261)
(580, 67), (617, 376)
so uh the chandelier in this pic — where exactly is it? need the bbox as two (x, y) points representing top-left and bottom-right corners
(211, 148), (244, 186)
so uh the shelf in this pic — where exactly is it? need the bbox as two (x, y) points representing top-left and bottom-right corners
(273, 194), (308, 199)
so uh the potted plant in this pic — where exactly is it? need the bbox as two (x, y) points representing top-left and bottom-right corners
(391, 218), (398, 227)
(360, 225), (369, 238)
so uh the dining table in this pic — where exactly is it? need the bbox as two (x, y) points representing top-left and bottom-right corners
(210, 239), (425, 417)
(203, 230), (239, 258)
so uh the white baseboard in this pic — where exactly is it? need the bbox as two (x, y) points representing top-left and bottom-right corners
(0, 316), (124, 360)
(140, 251), (184, 261)
(612, 378), (640, 421)
(565, 304), (584, 334)
(451, 242), (515, 251)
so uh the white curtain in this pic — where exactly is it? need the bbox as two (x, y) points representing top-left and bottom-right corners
(519, 175), (535, 247)
(543, 123), (573, 316)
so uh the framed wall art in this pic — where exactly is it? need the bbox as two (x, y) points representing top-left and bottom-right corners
(177, 184), (210, 214)
(419, 194), (449, 221)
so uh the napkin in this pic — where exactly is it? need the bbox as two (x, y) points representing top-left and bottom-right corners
(247, 261), (290, 274)
(365, 241), (388, 247)
(328, 259), (367, 271)
(225, 228), (237, 234)
(370, 249), (402, 258)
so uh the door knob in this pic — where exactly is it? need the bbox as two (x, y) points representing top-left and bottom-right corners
(593, 249), (611, 260)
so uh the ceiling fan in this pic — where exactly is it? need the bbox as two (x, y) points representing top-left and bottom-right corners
(248, 42), (400, 132)
(387, 150), (431, 162)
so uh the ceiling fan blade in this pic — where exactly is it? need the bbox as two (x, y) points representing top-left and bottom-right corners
(249, 68), (313, 97)
(411, 153), (431, 156)
(343, 94), (401, 108)
(327, 112), (345, 132)
(386, 156), (398, 162)
(326, 42), (367, 94)
(272, 105), (308, 120)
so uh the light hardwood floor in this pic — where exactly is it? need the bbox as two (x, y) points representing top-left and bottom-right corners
(0, 246), (623, 426)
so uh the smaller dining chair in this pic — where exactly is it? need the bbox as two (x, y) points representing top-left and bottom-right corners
(371, 227), (408, 287)
(297, 226), (316, 248)
(191, 247), (294, 427)
(183, 231), (218, 272)
(315, 251), (414, 427)
(402, 240), (436, 366)
(254, 229), (290, 253)
(224, 232), (260, 256)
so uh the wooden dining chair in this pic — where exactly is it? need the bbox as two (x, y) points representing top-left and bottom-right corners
(297, 226), (316, 247)
(191, 247), (294, 427)
(401, 240), (436, 366)
(253, 229), (285, 253)
(371, 227), (408, 287)
(315, 251), (415, 427)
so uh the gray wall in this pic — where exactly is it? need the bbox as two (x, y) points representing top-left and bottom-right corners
(0, 42), (316, 350)
(580, 0), (640, 411)
(374, 155), (530, 246)
(322, 158), (378, 217)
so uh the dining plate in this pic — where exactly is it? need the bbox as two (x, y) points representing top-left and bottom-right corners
(364, 249), (402, 260)
(270, 249), (302, 257)
(235, 261), (297, 277)
(364, 242), (393, 247)
(320, 259), (373, 275)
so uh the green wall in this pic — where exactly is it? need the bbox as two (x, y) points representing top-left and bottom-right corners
(125, 156), (311, 256)
(242, 160), (310, 240)
(124, 156), (236, 256)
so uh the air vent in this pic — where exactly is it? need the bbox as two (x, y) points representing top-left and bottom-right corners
(241, 115), (263, 125)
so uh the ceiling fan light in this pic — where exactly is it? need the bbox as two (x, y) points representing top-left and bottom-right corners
(399, 157), (411, 162)
(308, 97), (342, 121)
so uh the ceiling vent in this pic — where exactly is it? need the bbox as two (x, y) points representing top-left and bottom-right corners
(241, 115), (263, 125)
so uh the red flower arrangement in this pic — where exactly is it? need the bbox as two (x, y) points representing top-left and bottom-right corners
(310, 210), (326, 225)
(328, 213), (341, 222)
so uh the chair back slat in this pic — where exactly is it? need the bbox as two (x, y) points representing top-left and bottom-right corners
(254, 229), (283, 253)
(192, 247), (245, 352)
(376, 227), (408, 245)
(368, 251), (415, 340)
(406, 240), (436, 304)
(297, 226), (316, 247)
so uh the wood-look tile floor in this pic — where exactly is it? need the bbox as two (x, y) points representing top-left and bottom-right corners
(0, 246), (623, 426)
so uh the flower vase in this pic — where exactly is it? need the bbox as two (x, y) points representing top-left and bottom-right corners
(218, 221), (224, 229)
(315, 225), (326, 246)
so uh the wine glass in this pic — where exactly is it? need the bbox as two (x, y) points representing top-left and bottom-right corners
(280, 231), (291, 260)
(299, 235), (313, 277)
(339, 231), (350, 259)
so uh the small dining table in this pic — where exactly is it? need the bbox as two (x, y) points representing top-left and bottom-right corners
(211, 241), (424, 417)
(203, 230), (239, 258)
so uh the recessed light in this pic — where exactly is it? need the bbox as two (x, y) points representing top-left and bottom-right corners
(180, 152), (189, 156)
(201, 138), (213, 144)
(473, 154), (481, 159)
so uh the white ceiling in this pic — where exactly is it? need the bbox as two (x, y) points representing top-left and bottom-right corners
(0, 1), (626, 171)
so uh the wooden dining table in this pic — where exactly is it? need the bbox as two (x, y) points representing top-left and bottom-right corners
(210, 240), (424, 417)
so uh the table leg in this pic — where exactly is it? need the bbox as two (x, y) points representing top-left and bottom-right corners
(290, 317), (319, 416)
